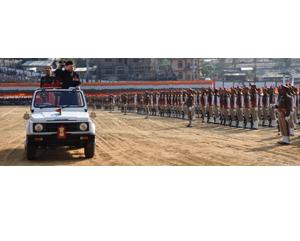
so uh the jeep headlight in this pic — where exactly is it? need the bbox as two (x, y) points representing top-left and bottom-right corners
(34, 123), (43, 132)
(79, 123), (88, 131)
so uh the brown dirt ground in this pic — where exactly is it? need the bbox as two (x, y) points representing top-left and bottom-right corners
(0, 106), (300, 166)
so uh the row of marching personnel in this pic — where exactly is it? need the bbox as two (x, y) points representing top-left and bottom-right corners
(87, 84), (298, 144)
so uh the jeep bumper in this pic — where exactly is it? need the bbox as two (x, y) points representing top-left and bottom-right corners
(27, 134), (95, 148)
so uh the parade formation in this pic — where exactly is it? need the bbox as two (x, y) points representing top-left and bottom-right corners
(1, 61), (298, 146)
(87, 84), (299, 145)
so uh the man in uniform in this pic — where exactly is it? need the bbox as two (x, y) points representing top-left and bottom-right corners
(243, 86), (251, 128)
(287, 85), (296, 136)
(236, 86), (244, 128)
(195, 90), (201, 119)
(181, 90), (186, 119)
(223, 88), (230, 125)
(59, 60), (81, 89)
(261, 87), (270, 126)
(213, 88), (220, 124)
(268, 86), (278, 127)
(206, 88), (214, 123)
(109, 94), (115, 112)
(121, 93), (128, 115)
(276, 85), (293, 144)
(144, 91), (150, 119)
(200, 88), (207, 123)
(257, 88), (263, 126)
(40, 67), (55, 87)
(229, 87), (237, 127)
(249, 84), (259, 129)
(184, 89), (195, 127)
(54, 60), (65, 82)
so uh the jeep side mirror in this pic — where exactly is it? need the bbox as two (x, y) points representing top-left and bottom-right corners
(23, 112), (30, 120)
(90, 111), (96, 118)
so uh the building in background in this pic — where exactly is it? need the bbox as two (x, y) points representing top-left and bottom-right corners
(171, 58), (202, 80)
(94, 58), (202, 81)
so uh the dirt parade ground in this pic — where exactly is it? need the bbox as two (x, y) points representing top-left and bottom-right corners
(1, 106), (300, 166)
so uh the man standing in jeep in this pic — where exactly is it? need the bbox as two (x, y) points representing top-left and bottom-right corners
(40, 67), (57, 87)
(60, 60), (81, 89)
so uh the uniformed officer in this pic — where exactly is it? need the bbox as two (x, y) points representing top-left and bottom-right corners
(276, 85), (293, 144)
(236, 86), (244, 128)
(213, 88), (220, 124)
(200, 88), (207, 123)
(54, 60), (65, 82)
(206, 88), (214, 123)
(40, 67), (55, 87)
(268, 86), (278, 127)
(229, 87), (237, 127)
(144, 91), (150, 119)
(60, 60), (81, 89)
(249, 84), (259, 129)
(243, 86), (251, 128)
(185, 89), (195, 127)
(287, 85), (296, 136)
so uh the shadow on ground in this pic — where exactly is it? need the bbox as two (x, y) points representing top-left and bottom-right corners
(0, 147), (86, 166)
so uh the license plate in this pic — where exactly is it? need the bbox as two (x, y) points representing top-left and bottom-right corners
(57, 125), (66, 139)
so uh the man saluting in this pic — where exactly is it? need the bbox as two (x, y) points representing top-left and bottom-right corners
(59, 60), (81, 89)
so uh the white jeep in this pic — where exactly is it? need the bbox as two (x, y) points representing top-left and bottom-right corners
(24, 87), (96, 160)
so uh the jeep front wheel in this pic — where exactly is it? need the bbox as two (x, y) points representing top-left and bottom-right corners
(84, 141), (95, 158)
(26, 143), (36, 160)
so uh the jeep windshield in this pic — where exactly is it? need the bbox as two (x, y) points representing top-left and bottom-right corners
(34, 90), (85, 108)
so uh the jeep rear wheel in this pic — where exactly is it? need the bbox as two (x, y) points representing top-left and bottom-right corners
(84, 141), (95, 158)
(26, 143), (36, 160)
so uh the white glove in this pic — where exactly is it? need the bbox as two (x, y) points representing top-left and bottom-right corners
(285, 116), (290, 121)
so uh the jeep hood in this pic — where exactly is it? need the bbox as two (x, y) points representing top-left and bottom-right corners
(31, 111), (90, 122)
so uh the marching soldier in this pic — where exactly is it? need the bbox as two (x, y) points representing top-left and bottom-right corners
(181, 90), (187, 119)
(144, 91), (150, 119)
(166, 91), (172, 117)
(296, 86), (300, 124)
(213, 88), (220, 124)
(200, 89), (207, 123)
(243, 87), (251, 128)
(229, 87), (237, 127)
(109, 94), (115, 112)
(261, 87), (270, 126)
(223, 88), (230, 126)
(257, 88), (263, 126)
(158, 92), (164, 117)
(268, 86), (278, 127)
(219, 88), (225, 125)
(121, 93), (128, 115)
(276, 85), (293, 144)
(185, 89), (195, 127)
(195, 90), (201, 119)
(249, 84), (259, 129)
(154, 92), (159, 116)
(287, 86), (296, 136)
(236, 86), (244, 128)
(206, 88), (214, 123)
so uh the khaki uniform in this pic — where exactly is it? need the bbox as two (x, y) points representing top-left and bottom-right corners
(236, 90), (244, 128)
(250, 88), (259, 129)
(277, 90), (293, 144)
